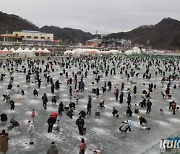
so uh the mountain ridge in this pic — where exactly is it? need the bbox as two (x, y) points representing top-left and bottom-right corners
(0, 11), (179, 49)
(107, 18), (180, 49)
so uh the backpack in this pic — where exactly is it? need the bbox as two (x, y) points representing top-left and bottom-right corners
(76, 119), (80, 125)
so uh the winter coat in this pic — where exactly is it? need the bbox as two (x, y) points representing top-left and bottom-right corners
(0, 134), (9, 152)
(58, 103), (64, 113)
(87, 103), (92, 110)
(119, 122), (131, 132)
(76, 118), (84, 127)
(42, 95), (48, 103)
(47, 117), (55, 125)
(46, 144), (58, 154)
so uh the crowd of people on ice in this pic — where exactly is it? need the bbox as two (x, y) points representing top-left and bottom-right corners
(0, 54), (179, 154)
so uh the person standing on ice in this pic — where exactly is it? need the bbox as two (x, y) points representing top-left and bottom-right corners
(42, 93), (48, 109)
(87, 101), (92, 115)
(55, 80), (60, 90)
(146, 99), (152, 114)
(51, 83), (55, 94)
(27, 120), (34, 145)
(0, 130), (9, 154)
(37, 78), (42, 89)
(107, 81), (112, 90)
(171, 101), (177, 115)
(119, 92), (124, 104)
(10, 100), (15, 111)
(58, 102), (64, 115)
(79, 138), (87, 154)
(31, 109), (36, 121)
(69, 86), (72, 98)
(47, 115), (56, 133)
(75, 90), (80, 102)
(115, 88), (119, 100)
(133, 85), (137, 95)
(76, 116), (85, 135)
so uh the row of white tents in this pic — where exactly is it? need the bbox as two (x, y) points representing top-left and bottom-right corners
(0, 47), (51, 57)
(64, 48), (123, 55)
(64, 47), (165, 55)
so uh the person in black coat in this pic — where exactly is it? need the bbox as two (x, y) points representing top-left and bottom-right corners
(119, 92), (124, 104)
(96, 88), (100, 98)
(58, 102), (64, 115)
(112, 107), (119, 117)
(51, 84), (55, 94)
(76, 116), (85, 135)
(42, 93), (48, 109)
(69, 102), (75, 110)
(37, 79), (42, 89)
(67, 109), (74, 119)
(127, 94), (131, 107)
(146, 100), (152, 114)
(33, 89), (38, 97)
(126, 107), (133, 116)
(121, 83), (124, 91)
(133, 85), (137, 95)
(69, 86), (72, 97)
(10, 100), (15, 110)
(139, 116), (147, 127)
(108, 81), (112, 90)
(115, 88), (119, 100)
(99, 100), (105, 109)
(47, 115), (56, 133)
(51, 96), (57, 104)
(55, 80), (60, 90)
(87, 102), (92, 115)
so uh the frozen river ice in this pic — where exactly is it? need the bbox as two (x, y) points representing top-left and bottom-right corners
(0, 55), (180, 154)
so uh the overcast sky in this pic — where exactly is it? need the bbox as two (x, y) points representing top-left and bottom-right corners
(0, 0), (180, 34)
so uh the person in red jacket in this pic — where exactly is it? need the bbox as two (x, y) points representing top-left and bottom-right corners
(31, 109), (35, 121)
(172, 101), (177, 115)
(79, 138), (87, 154)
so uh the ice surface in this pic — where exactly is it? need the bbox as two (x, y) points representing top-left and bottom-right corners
(0, 56), (179, 154)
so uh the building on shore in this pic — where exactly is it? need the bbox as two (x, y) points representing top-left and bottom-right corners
(13, 30), (54, 42)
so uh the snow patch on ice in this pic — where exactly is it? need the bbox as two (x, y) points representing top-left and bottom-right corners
(168, 117), (180, 123)
(103, 111), (113, 117)
(91, 127), (111, 136)
(29, 99), (41, 105)
(154, 120), (170, 127)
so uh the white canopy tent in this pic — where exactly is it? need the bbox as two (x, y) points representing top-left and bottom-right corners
(43, 48), (51, 53)
(13, 47), (34, 57)
(14, 47), (23, 53)
(65, 48), (100, 55)
(31, 47), (37, 53)
(23, 47), (34, 57)
(10, 47), (16, 53)
(124, 47), (142, 55)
